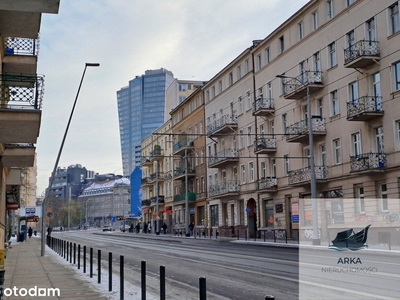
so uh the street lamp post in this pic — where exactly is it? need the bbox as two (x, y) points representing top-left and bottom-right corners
(185, 147), (190, 237)
(276, 74), (320, 245)
(40, 63), (100, 256)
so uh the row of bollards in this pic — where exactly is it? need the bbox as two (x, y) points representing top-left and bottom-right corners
(47, 236), (219, 300)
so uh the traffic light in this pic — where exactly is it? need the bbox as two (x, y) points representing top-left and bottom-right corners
(116, 216), (125, 221)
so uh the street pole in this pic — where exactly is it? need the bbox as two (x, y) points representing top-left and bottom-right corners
(40, 63), (99, 256)
(156, 161), (160, 235)
(68, 186), (71, 231)
(276, 74), (320, 245)
(185, 147), (189, 237)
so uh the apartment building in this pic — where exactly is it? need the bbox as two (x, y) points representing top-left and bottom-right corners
(201, 0), (400, 243)
(0, 0), (60, 276)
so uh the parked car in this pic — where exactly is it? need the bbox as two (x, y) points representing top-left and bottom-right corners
(120, 224), (130, 232)
(102, 225), (113, 232)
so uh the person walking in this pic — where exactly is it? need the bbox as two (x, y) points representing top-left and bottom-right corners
(28, 227), (33, 238)
(189, 222), (194, 236)
(162, 222), (168, 234)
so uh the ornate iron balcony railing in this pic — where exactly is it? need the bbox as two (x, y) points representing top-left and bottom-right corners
(141, 156), (151, 165)
(173, 192), (196, 202)
(206, 114), (237, 135)
(149, 172), (165, 182)
(282, 71), (322, 95)
(173, 167), (195, 178)
(5, 37), (39, 56)
(350, 152), (386, 172)
(141, 199), (151, 206)
(172, 138), (194, 153)
(0, 74), (45, 109)
(286, 117), (325, 139)
(344, 40), (380, 65)
(254, 135), (276, 151)
(150, 148), (164, 158)
(347, 96), (383, 118)
(252, 97), (274, 112)
(256, 177), (277, 190)
(150, 196), (165, 204)
(208, 180), (240, 197)
(208, 148), (238, 166)
(141, 177), (151, 185)
(288, 166), (328, 185)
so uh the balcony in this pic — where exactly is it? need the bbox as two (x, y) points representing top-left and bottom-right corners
(207, 114), (237, 137)
(172, 138), (194, 156)
(288, 166), (328, 185)
(0, 74), (44, 144)
(252, 97), (274, 116)
(141, 176), (152, 187)
(208, 148), (239, 168)
(2, 37), (39, 75)
(350, 153), (386, 173)
(149, 147), (164, 161)
(140, 157), (152, 167)
(347, 96), (383, 121)
(149, 172), (165, 183)
(141, 199), (151, 207)
(254, 135), (276, 154)
(1, 143), (35, 167)
(282, 71), (323, 100)
(150, 196), (165, 205)
(286, 117), (326, 143)
(173, 192), (196, 203)
(256, 177), (277, 192)
(344, 40), (380, 69)
(173, 167), (195, 180)
(208, 180), (240, 198)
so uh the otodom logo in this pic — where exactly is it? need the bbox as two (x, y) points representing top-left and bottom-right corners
(329, 224), (371, 251)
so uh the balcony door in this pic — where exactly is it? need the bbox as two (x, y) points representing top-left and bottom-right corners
(372, 73), (382, 110)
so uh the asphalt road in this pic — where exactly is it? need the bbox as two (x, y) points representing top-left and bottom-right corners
(56, 230), (299, 300)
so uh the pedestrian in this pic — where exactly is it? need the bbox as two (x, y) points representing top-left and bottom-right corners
(143, 222), (148, 234)
(135, 223), (141, 233)
(47, 226), (52, 236)
(189, 222), (194, 236)
(28, 227), (33, 238)
(162, 222), (168, 234)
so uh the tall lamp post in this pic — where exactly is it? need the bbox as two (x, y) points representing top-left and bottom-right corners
(276, 74), (320, 245)
(40, 63), (100, 256)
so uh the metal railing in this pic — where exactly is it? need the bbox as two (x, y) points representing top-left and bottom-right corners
(172, 138), (194, 153)
(252, 97), (274, 112)
(286, 117), (325, 139)
(173, 192), (196, 202)
(254, 135), (276, 151)
(5, 37), (39, 56)
(347, 96), (383, 118)
(256, 177), (277, 190)
(0, 74), (45, 109)
(208, 148), (238, 166)
(288, 166), (328, 185)
(149, 172), (165, 181)
(344, 40), (380, 65)
(208, 180), (240, 197)
(206, 114), (237, 135)
(350, 152), (386, 172)
(173, 167), (195, 178)
(282, 71), (322, 95)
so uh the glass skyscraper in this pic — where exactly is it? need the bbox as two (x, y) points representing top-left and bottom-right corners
(117, 68), (174, 176)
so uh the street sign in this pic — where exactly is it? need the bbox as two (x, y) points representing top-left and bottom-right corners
(7, 203), (18, 210)
(111, 216), (116, 223)
(26, 207), (36, 214)
(246, 207), (251, 213)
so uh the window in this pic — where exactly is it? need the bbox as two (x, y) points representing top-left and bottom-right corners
(279, 36), (284, 53)
(247, 126), (252, 146)
(240, 164), (246, 183)
(238, 96), (243, 114)
(395, 120), (400, 150)
(333, 138), (342, 164)
(260, 161), (266, 178)
(269, 120), (275, 134)
(298, 21), (304, 40)
(346, 30), (355, 50)
(270, 159), (277, 177)
(237, 65), (242, 80)
(229, 72), (233, 86)
(211, 86), (215, 98)
(179, 84), (186, 91)
(245, 59), (249, 73)
(284, 154), (290, 175)
(392, 61), (400, 91)
(265, 47), (271, 64)
(320, 144), (326, 167)
(312, 11), (318, 30)
(249, 162), (254, 182)
(328, 42), (337, 68)
(239, 129), (244, 149)
(366, 18), (376, 41)
(349, 81), (359, 104)
(330, 90), (339, 116)
(313, 51), (321, 71)
(210, 205), (219, 226)
(206, 91), (210, 102)
(265, 200), (274, 228)
(375, 126), (384, 153)
(267, 82), (272, 100)
(326, 0), (333, 20)
(317, 98), (323, 117)
(257, 54), (262, 70)
(282, 113), (287, 134)
(351, 132), (362, 156)
(245, 90), (251, 111)
(379, 183), (388, 212)
(201, 176), (205, 192)
(354, 185), (365, 214)
(218, 80), (222, 93)
(390, 2), (400, 35)
(304, 147), (311, 167)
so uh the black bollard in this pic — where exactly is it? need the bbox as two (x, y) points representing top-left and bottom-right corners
(98, 249), (101, 284)
(265, 296), (275, 300)
(160, 266), (165, 300)
(69, 242), (72, 263)
(83, 246), (86, 273)
(141, 261), (146, 300)
(108, 252), (112, 292)
(66, 241), (69, 261)
(199, 277), (206, 300)
(120, 255), (124, 300)
(90, 247), (93, 278)
(78, 244), (81, 269)
(74, 243), (76, 264)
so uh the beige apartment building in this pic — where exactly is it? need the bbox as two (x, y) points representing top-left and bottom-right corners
(203, 0), (400, 243)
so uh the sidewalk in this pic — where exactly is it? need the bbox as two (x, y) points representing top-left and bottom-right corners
(3, 236), (111, 300)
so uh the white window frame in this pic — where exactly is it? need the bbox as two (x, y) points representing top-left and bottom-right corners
(265, 47), (271, 64)
(330, 90), (339, 116)
(257, 54), (262, 71)
(237, 65), (242, 80)
(240, 164), (246, 184)
(260, 161), (266, 178)
(333, 138), (342, 164)
(298, 21), (304, 40)
(392, 61), (400, 91)
(245, 59), (249, 73)
(249, 161), (254, 182)
(239, 129), (244, 149)
(328, 41), (337, 68)
(395, 120), (400, 151)
(351, 132), (362, 156)
(326, 0), (333, 20)
(389, 2), (400, 35)
(355, 185), (365, 214)
(284, 154), (290, 175)
(238, 95), (243, 115)
(246, 90), (251, 111)
(366, 17), (376, 42)
(375, 126), (384, 153)
(247, 126), (252, 147)
(312, 10), (318, 30)
(379, 183), (388, 212)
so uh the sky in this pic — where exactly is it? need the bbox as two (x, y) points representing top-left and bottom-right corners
(36, 0), (309, 195)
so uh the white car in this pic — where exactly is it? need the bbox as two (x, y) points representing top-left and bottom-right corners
(120, 225), (130, 232)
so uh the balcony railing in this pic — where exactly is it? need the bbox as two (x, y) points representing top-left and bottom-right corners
(172, 138), (194, 154)
(350, 152), (386, 173)
(207, 114), (237, 136)
(173, 192), (196, 202)
(173, 167), (195, 178)
(344, 40), (380, 68)
(208, 148), (238, 167)
(254, 135), (276, 154)
(252, 97), (274, 116)
(150, 196), (165, 204)
(149, 172), (165, 182)
(150, 148), (164, 159)
(141, 156), (152, 166)
(208, 180), (240, 197)
(288, 166), (328, 185)
(141, 177), (151, 185)
(141, 199), (151, 206)
(5, 37), (39, 56)
(286, 117), (326, 141)
(282, 71), (323, 99)
(0, 74), (44, 109)
(256, 177), (277, 190)
(347, 96), (383, 120)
